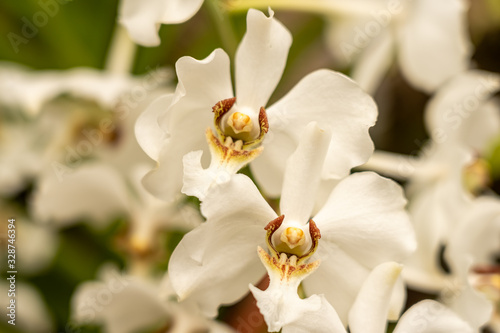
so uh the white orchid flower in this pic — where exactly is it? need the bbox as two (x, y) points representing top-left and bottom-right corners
(168, 122), (416, 328)
(136, 8), (377, 202)
(350, 0), (473, 94)
(0, 62), (136, 116)
(227, 0), (473, 94)
(31, 163), (202, 267)
(443, 196), (500, 331)
(71, 265), (234, 333)
(0, 63), (172, 196)
(118, 0), (204, 46)
(345, 262), (474, 333)
(0, 281), (54, 333)
(325, 0), (473, 94)
(0, 63), (149, 195)
(397, 70), (500, 292)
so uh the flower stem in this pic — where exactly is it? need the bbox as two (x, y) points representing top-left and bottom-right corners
(104, 24), (137, 74)
(206, 0), (239, 58)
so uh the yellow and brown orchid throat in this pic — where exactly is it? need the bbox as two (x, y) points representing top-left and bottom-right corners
(264, 215), (321, 262)
(257, 215), (322, 285)
(212, 97), (269, 150)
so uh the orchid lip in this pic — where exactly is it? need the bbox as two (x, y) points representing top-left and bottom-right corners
(212, 97), (269, 149)
(264, 215), (321, 263)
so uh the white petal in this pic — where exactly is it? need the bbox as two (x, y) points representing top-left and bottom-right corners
(169, 175), (276, 315)
(280, 122), (332, 224)
(165, 49), (233, 132)
(394, 300), (473, 333)
(160, 0), (204, 23)
(351, 29), (395, 95)
(135, 94), (172, 161)
(445, 277), (493, 331)
(314, 172), (416, 267)
(447, 196), (500, 267)
(404, 145), (473, 292)
(235, 9), (292, 112)
(349, 262), (403, 333)
(323, 17), (366, 68)
(251, 283), (344, 333)
(403, 184), (458, 292)
(461, 98), (500, 153)
(72, 267), (168, 333)
(0, 282), (54, 333)
(17, 218), (58, 275)
(142, 130), (208, 201)
(250, 244), (344, 332)
(169, 224), (264, 317)
(281, 296), (346, 333)
(424, 70), (500, 148)
(266, 69), (377, 182)
(31, 164), (130, 228)
(398, 0), (473, 92)
(0, 122), (42, 195)
(442, 256), (493, 330)
(119, 0), (204, 46)
(302, 244), (371, 325)
(181, 150), (232, 200)
(388, 276), (407, 321)
(0, 64), (136, 115)
(144, 50), (233, 200)
(250, 128), (296, 198)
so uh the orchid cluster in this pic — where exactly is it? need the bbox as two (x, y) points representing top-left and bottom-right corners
(1, 0), (500, 333)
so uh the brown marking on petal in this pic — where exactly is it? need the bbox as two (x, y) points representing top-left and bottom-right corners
(473, 265), (500, 275)
(263, 215), (284, 258)
(206, 128), (264, 174)
(257, 246), (320, 285)
(212, 97), (236, 139)
(242, 106), (269, 149)
(309, 219), (321, 240)
(259, 107), (269, 134)
(212, 97), (236, 116)
(264, 215), (285, 231)
(296, 219), (322, 263)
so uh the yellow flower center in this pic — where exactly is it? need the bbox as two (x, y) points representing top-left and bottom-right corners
(280, 227), (306, 249)
(227, 111), (253, 134)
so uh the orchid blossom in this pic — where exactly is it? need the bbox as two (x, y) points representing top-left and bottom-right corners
(118, 0), (204, 46)
(71, 265), (234, 333)
(347, 262), (474, 333)
(226, 0), (473, 94)
(0, 63), (146, 196)
(136, 8), (377, 202)
(397, 70), (500, 292)
(168, 122), (416, 329)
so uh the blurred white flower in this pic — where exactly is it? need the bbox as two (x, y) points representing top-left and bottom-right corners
(0, 63), (171, 196)
(327, 0), (473, 94)
(31, 162), (202, 264)
(443, 196), (500, 330)
(168, 122), (415, 327)
(136, 8), (377, 202)
(71, 265), (234, 333)
(400, 70), (500, 292)
(119, 0), (204, 46)
(227, 0), (473, 93)
(0, 62), (135, 116)
(0, 281), (55, 333)
(345, 262), (474, 333)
